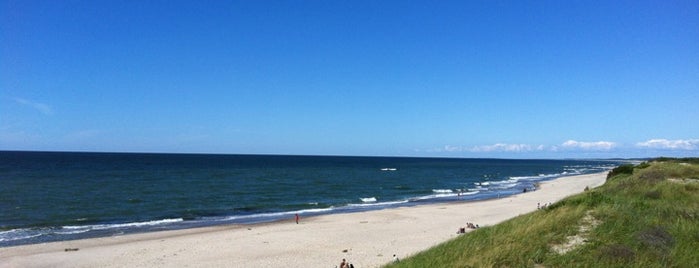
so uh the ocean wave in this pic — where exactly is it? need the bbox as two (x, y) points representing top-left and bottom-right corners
(347, 200), (409, 207)
(54, 229), (91, 235)
(489, 179), (518, 184)
(218, 207), (336, 222)
(0, 229), (44, 242)
(509, 174), (553, 181)
(488, 183), (518, 190)
(360, 197), (377, 202)
(297, 207), (336, 214)
(410, 190), (480, 201)
(1, 218), (187, 245)
(432, 189), (453, 193)
(62, 218), (184, 231)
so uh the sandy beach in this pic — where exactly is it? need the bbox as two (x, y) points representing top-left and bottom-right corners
(0, 172), (607, 268)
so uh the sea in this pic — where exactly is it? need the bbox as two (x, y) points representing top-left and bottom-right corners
(0, 151), (628, 247)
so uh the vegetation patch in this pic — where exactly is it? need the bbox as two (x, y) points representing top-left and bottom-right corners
(637, 226), (674, 252)
(550, 210), (601, 254)
(598, 244), (636, 262)
(607, 164), (634, 179)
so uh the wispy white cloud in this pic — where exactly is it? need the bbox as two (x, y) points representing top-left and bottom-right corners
(560, 140), (616, 150)
(636, 139), (699, 150)
(470, 143), (541, 153)
(442, 145), (465, 152)
(433, 139), (699, 155)
(436, 143), (547, 153)
(437, 140), (617, 154)
(13, 97), (54, 115)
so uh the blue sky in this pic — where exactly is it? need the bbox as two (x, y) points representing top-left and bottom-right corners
(1, 1), (698, 158)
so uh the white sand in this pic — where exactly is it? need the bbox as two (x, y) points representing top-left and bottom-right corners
(0, 172), (607, 268)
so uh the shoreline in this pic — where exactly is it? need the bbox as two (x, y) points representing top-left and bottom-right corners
(0, 172), (608, 267)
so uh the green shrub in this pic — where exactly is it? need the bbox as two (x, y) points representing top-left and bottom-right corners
(608, 164), (635, 179)
(637, 162), (651, 169)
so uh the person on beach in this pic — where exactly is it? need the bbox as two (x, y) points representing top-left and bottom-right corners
(295, 213), (299, 224)
(393, 254), (400, 263)
(340, 258), (348, 268)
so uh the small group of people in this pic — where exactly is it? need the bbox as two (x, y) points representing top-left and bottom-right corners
(537, 202), (552, 209)
(456, 222), (479, 234)
(339, 258), (354, 268)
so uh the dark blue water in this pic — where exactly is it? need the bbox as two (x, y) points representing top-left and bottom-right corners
(0, 151), (626, 247)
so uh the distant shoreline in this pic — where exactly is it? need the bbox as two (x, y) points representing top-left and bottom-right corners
(1, 171), (608, 267)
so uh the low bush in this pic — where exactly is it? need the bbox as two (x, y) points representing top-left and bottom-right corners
(607, 164), (635, 179)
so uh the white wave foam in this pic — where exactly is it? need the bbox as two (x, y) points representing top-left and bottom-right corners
(360, 197), (377, 202)
(411, 194), (452, 201)
(348, 200), (409, 207)
(298, 207), (336, 214)
(432, 189), (453, 193)
(220, 207), (336, 222)
(489, 183), (518, 190)
(490, 179), (519, 187)
(62, 218), (183, 231)
(0, 229), (43, 242)
(510, 172), (568, 181)
(472, 172), (562, 191)
(411, 189), (479, 201)
(55, 229), (91, 235)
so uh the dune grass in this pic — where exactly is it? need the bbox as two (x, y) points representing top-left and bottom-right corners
(384, 159), (699, 267)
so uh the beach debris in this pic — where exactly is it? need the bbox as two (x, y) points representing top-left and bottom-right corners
(342, 249), (349, 253)
(64, 248), (79, 252)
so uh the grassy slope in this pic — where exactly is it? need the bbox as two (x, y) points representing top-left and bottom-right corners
(385, 159), (699, 268)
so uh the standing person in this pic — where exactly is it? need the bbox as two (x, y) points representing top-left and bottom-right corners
(340, 258), (347, 268)
(295, 213), (299, 224)
(393, 254), (400, 263)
